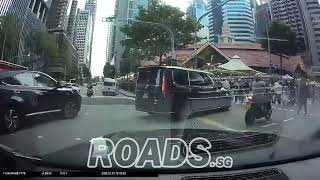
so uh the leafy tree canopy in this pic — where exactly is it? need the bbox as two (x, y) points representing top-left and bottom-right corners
(0, 15), (19, 60)
(262, 21), (298, 56)
(104, 62), (115, 78)
(83, 66), (92, 80)
(120, 0), (202, 63)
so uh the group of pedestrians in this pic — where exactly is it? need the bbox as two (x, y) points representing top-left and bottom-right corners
(221, 76), (320, 115)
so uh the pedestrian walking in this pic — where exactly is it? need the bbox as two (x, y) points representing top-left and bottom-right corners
(297, 77), (308, 115)
(273, 82), (282, 105)
(288, 79), (296, 106)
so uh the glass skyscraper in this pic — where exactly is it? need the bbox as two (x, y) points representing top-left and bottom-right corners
(187, 0), (210, 44)
(187, 0), (209, 27)
(221, 0), (255, 43)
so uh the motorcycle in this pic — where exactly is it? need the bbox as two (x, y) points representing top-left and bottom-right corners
(245, 92), (272, 127)
(87, 88), (94, 97)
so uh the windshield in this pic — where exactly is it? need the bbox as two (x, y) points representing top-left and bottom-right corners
(104, 81), (115, 86)
(1, 0), (320, 176)
(137, 68), (160, 85)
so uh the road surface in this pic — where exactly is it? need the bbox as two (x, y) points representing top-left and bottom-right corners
(0, 96), (320, 158)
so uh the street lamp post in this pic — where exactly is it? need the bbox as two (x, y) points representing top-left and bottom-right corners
(194, 0), (235, 68)
(266, 24), (272, 74)
(1, 29), (7, 60)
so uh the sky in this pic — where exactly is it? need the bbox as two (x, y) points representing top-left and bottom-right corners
(77, 0), (190, 76)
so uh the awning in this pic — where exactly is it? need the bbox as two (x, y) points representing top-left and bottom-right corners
(218, 55), (256, 71)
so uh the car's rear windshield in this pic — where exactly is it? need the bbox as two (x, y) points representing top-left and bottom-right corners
(104, 82), (115, 86)
(137, 68), (161, 85)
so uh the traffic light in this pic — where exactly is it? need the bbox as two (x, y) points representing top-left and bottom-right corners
(102, 17), (115, 22)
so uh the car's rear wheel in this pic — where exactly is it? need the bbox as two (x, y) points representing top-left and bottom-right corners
(1, 107), (23, 133)
(222, 106), (230, 111)
(265, 109), (272, 120)
(63, 102), (78, 119)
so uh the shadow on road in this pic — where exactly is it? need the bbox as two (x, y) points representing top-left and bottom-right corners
(138, 113), (173, 123)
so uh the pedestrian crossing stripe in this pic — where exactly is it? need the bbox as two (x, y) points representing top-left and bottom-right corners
(197, 117), (240, 132)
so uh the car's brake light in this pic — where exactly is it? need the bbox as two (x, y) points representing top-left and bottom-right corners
(162, 74), (168, 97)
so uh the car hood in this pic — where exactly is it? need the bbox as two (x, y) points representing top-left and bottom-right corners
(38, 129), (320, 172)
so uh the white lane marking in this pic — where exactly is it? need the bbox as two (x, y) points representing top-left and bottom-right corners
(289, 109), (295, 112)
(10, 134), (15, 136)
(284, 117), (295, 122)
(75, 137), (82, 141)
(278, 108), (283, 110)
(283, 108), (289, 111)
(37, 136), (43, 139)
(261, 123), (277, 128)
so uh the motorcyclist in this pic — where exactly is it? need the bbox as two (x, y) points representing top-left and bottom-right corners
(87, 83), (94, 97)
(252, 76), (272, 110)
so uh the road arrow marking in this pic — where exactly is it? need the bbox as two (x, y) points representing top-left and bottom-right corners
(261, 123), (277, 128)
(197, 117), (240, 132)
(284, 117), (295, 122)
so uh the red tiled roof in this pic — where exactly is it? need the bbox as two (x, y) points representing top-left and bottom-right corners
(175, 43), (305, 72)
(216, 43), (264, 50)
(219, 49), (304, 72)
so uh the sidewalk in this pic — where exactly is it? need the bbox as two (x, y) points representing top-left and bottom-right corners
(119, 89), (136, 98)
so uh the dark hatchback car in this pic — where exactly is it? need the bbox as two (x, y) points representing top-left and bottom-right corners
(135, 66), (232, 120)
(0, 71), (82, 132)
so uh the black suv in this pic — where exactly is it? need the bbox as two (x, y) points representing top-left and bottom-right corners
(0, 71), (82, 132)
(135, 66), (232, 120)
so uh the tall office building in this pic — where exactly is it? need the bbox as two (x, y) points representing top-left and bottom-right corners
(269, 0), (305, 48)
(46, 0), (78, 78)
(187, 0), (210, 44)
(67, 0), (78, 42)
(109, 0), (150, 70)
(106, 23), (115, 63)
(220, 0), (255, 43)
(73, 8), (80, 44)
(46, 0), (72, 31)
(74, 10), (93, 69)
(298, 0), (320, 75)
(255, 2), (271, 41)
(208, 0), (223, 43)
(84, 0), (97, 69)
(0, 0), (49, 68)
(85, 0), (97, 25)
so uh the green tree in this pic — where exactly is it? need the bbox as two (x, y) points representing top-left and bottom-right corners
(0, 15), (19, 60)
(262, 21), (298, 56)
(262, 21), (298, 72)
(26, 31), (59, 69)
(120, 0), (202, 64)
(121, 47), (142, 74)
(83, 66), (92, 81)
(103, 62), (115, 78)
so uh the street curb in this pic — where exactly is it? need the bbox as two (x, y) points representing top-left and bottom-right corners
(119, 90), (136, 98)
(82, 97), (135, 105)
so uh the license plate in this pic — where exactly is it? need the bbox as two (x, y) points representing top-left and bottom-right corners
(143, 94), (148, 99)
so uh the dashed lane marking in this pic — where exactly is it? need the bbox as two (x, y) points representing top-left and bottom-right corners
(197, 117), (240, 132)
(284, 117), (295, 122)
(261, 123), (277, 128)
(37, 136), (43, 139)
(75, 137), (82, 141)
